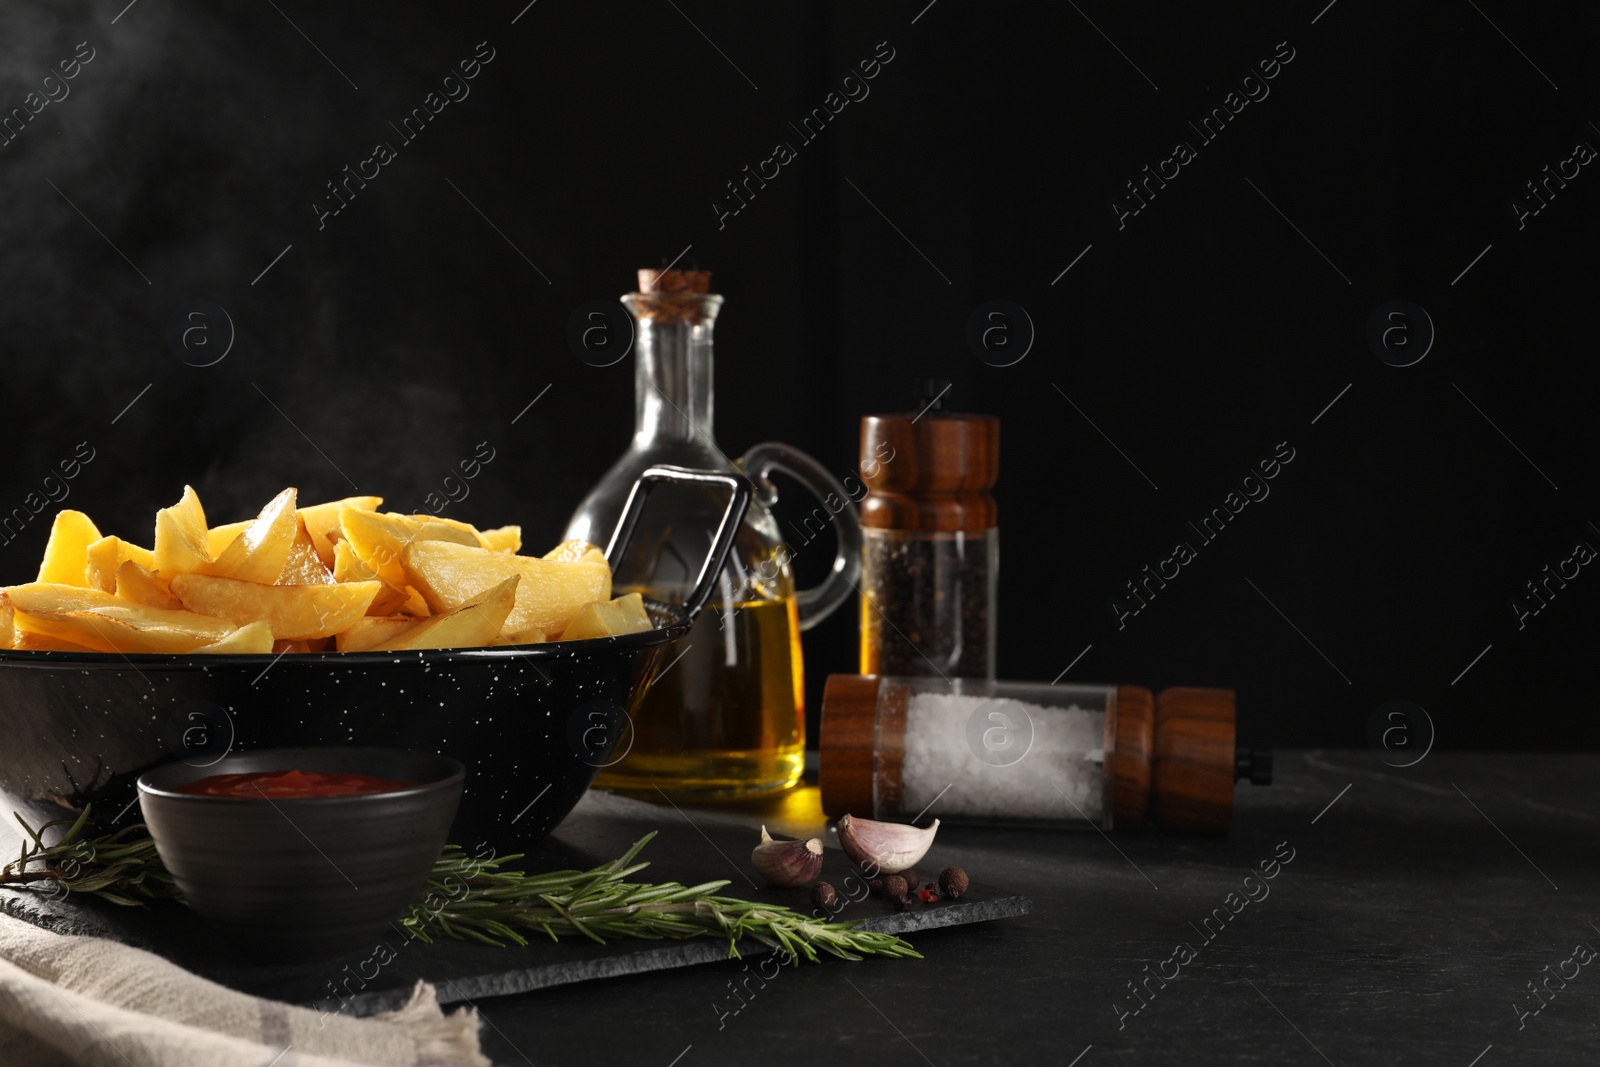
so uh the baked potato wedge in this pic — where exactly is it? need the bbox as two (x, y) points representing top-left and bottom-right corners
(364, 576), (519, 652)
(85, 536), (156, 594)
(6, 581), (236, 653)
(403, 540), (610, 637)
(558, 593), (654, 641)
(205, 488), (298, 583)
(299, 495), (382, 566)
(169, 574), (380, 641)
(152, 486), (213, 579)
(36, 510), (103, 588)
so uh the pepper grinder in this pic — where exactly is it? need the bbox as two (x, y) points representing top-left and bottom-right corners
(858, 381), (999, 680)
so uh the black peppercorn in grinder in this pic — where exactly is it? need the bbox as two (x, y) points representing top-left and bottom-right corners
(858, 383), (999, 679)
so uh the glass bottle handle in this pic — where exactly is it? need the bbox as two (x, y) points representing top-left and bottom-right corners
(737, 442), (862, 632)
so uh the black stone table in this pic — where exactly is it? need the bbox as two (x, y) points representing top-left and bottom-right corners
(4, 750), (1597, 1065)
(470, 751), (1599, 1066)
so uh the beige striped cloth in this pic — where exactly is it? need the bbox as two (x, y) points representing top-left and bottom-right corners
(0, 913), (489, 1067)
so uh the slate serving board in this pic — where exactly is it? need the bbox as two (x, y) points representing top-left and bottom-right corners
(0, 788), (1028, 1016)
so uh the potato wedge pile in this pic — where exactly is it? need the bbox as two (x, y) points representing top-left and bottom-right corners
(0, 487), (654, 655)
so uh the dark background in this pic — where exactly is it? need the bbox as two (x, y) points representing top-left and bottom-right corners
(1, 1), (1595, 750)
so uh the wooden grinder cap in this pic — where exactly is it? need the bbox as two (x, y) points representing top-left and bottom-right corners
(1151, 687), (1238, 835)
(820, 674), (881, 817)
(859, 407), (999, 533)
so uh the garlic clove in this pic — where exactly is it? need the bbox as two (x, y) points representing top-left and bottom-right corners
(836, 814), (939, 875)
(751, 825), (825, 887)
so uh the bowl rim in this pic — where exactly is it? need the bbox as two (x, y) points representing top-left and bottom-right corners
(136, 745), (466, 802)
(0, 607), (692, 667)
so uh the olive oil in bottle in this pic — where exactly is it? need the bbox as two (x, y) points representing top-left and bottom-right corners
(595, 594), (805, 795)
(562, 269), (860, 798)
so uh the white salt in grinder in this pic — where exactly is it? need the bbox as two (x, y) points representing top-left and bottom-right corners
(820, 676), (1272, 835)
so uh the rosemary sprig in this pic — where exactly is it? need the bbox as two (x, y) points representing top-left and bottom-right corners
(1, 810), (919, 964)
(1, 807), (179, 907)
(398, 832), (922, 963)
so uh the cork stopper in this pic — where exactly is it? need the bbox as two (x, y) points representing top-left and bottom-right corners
(629, 268), (717, 324)
(637, 269), (712, 294)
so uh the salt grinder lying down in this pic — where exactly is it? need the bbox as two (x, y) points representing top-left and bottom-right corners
(821, 677), (1272, 834)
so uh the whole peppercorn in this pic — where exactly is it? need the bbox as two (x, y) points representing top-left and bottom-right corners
(939, 866), (969, 899)
(881, 874), (908, 901)
(867, 878), (886, 897)
(811, 882), (839, 910)
(900, 868), (920, 893)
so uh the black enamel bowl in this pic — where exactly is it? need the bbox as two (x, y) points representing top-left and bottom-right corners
(0, 466), (750, 850)
(0, 626), (672, 849)
(137, 747), (462, 959)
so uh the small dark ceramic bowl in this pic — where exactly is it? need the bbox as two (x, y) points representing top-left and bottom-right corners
(138, 747), (462, 959)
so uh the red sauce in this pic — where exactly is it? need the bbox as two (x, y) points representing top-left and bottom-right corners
(176, 770), (417, 798)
